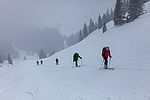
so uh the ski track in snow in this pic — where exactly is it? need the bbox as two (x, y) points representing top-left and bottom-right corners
(1, 57), (150, 100)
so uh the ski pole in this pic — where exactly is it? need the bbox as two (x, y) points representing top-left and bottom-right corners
(109, 58), (111, 67)
(81, 59), (83, 66)
(101, 59), (104, 68)
(72, 61), (74, 68)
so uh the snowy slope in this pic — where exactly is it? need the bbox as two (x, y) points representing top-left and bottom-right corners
(1, 2), (150, 100)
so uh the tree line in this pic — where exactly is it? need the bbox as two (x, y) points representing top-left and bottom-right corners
(66, 8), (114, 47)
(114, 0), (144, 25)
(66, 0), (147, 47)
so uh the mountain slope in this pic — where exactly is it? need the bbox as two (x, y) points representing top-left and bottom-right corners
(0, 2), (150, 100)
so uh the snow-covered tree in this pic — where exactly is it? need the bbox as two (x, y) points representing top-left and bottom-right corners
(78, 30), (83, 42)
(110, 9), (114, 20)
(98, 14), (103, 29)
(94, 22), (98, 30)
(0, 54), (5, 64)
(8, 54), (13, 65)
(106, 9), (111, 23)
(128, 0), (144, 22)
(114, 0), (125, 25)
(102, 14), (107, 25)
(89, 18), (95, 34)
(83, 23), (88, 38)
(102, 22), (107, 33)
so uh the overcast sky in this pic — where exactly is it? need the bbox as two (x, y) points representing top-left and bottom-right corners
(0, 0), (115, 36)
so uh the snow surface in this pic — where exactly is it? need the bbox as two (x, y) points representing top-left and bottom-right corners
(1, 2), (150, 100)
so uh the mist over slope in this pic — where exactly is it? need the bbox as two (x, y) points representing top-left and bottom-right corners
(49, 13), (150, 69)
(0, 0), (115, 59)
(47, 1), (150, 69)
(0, 1), (150, 100)
(1, 8), (149, 99)
(14, 27), (65, 54)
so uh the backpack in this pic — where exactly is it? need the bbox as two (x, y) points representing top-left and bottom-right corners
(73, 53), (79, 61)
(102, 47), (110, 58)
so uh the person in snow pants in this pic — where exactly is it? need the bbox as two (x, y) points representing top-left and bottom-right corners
(102, 47), (112, 69)
(40, 60), (43, 65)
(73, 53), (82, 67)
(56, 58), (59, 65)
(37, 61), (39, 65)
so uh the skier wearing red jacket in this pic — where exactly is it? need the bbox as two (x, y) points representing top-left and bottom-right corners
(102, 47), (112, 69)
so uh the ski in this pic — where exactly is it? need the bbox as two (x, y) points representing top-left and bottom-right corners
(99, 67), (114, 70)
(72, 65), (81, 68)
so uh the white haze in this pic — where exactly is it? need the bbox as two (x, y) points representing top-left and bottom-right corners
(0, 0), (115, 58)
(0, 0), (115, 36)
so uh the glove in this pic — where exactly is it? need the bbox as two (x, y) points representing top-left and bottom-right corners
(110, 55), (112, 58)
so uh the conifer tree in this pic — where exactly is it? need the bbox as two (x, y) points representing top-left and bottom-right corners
(78, 30), (83, 42)
(83, 23), (88, 38)
(98, 14), (103, 29)
(102, 22), (107, 33)
(106, 9), (111, 23)
(128, 0), (144, 22)
(8, 54), (13, 65)
(102, 14), (107, 25)
(89, 18), (95, 34)
(0, 57), (3, 64)
(94, 22), (98, 30)
(114, 0), (125, 25)
(0, 54), (5, 64)
(110, 9), (114, 20)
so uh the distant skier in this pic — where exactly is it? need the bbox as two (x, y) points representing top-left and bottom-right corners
(37, 61), (39, 65)
(73, 53), (82, 67)
(40, 60), (43, 65)
(56, 58), (59, 65)
(102, 47), (112, 69)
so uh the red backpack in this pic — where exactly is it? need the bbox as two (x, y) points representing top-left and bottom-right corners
(102, 47), (110, 58)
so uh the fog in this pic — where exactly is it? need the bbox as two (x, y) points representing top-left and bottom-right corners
(0, 0), (115, 36)
(0, 0), (115, 59)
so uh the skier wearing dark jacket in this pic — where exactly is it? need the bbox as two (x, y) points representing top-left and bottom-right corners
(40, 60), (43, 65)
(102, 47), (112, 69)
(37, 61), (39, 65)
(73, 53), (82, 67)
(56, 58), (59, 65)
